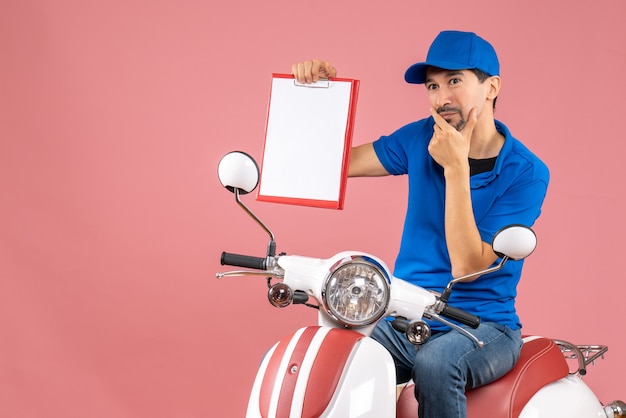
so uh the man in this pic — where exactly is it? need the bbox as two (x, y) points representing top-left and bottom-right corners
(292, 30), (549, 418)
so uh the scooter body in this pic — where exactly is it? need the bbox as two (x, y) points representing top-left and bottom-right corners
(246, 326), (396, 418)
(520, 376), (606, 417)
(216, 151), (625, 418)
(396, 335), (614, 418)
(245, 252), (419, 417)
(249, 326), (614, 418)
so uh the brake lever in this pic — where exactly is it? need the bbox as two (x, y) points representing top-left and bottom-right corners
(424, 308), (484, 348)
(216, 270), (284, 279)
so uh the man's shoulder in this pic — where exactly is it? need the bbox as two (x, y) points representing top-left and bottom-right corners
(501, 133), (549, 181)
(398, 117), (433, 132)
(386, 117), (433, 140)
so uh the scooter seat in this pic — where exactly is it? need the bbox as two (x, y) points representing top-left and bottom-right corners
(396, 336), (569, 418)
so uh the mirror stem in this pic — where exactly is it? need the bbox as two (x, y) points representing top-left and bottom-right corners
(440, 256), (510, 303)
(234, 188), (276, 257)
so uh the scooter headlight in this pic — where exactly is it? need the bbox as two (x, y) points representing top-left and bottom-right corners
(321, 255), (391, 327)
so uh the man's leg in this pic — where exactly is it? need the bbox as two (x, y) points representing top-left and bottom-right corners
(412, 322), (522, 418)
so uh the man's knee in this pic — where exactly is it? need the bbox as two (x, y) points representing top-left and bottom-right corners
(412, 349), (459, 384)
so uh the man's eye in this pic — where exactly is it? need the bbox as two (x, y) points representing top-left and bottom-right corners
(450, 78), (460, 85)
(427, 84), (438, 90)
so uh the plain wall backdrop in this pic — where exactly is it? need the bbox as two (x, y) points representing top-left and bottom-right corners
(1, 0), (625, 416)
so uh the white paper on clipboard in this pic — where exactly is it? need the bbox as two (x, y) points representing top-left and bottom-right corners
(257, 73), (359, 209)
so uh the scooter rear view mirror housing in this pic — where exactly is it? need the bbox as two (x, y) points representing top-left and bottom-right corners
(492, 224), (537, 261)
(217, 151), (260, 194)
(217, 151), (275, 257)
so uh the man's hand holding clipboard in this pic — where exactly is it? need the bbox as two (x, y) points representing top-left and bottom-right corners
(291, 60), (337, 84)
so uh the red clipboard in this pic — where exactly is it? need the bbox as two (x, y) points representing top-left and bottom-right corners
(257, 73), (360, 210)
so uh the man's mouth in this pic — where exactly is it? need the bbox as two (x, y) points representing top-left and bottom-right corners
(437, 107), (461, 119)
(437, 107), (466, 130)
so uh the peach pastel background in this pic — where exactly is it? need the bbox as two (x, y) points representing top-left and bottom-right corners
(1, 0), (625, 416)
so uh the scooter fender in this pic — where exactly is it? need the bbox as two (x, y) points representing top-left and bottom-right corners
(519, 375), (607, 418)
(247, 326), (396, 418)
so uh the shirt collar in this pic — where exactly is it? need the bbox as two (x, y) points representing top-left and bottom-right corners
(470, 120), (511, 188)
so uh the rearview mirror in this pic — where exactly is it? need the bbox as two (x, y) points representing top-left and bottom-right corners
(441, 225), (537, 302)
(492, 225), (537, 261)
(217, 151), (259, 194)
(217, 151), (276, 257)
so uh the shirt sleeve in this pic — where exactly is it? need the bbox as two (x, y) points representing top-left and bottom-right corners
(477, 163), (550, 243)
(372, 121), (428, 176)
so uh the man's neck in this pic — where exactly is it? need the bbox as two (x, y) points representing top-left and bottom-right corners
(468, 120), (504, 159)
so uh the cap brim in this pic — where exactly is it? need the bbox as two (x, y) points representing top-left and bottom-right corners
(404, 60), (472, 84)
(404, 63), (428, 84)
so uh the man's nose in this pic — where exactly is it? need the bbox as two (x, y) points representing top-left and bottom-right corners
(435, 87), (452, 107)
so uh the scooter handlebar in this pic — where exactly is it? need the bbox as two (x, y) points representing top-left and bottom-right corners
(220, 252), (267, 270)
(440, 305), (481, 329)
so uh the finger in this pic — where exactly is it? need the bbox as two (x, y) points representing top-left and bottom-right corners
(325, 62), (337, 78)
(469, 107), (478, 126)
(292, 62), (307, 83)
(304, 60), (315, 83)
(292, 63), (303, 83)
(461, 108), (478, 137)
(430, 107), (448, 128)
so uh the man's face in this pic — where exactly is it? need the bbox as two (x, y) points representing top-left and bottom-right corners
(424, 68), (487, 131)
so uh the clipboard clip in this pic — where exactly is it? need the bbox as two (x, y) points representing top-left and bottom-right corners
(294, 78), (330, 88)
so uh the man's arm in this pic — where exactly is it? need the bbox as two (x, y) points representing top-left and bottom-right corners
(442, 161), (498, 278)
(348, 143), (389, 177)
(428, 108), (498, 278)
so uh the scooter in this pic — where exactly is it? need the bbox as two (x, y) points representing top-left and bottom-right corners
(216, 151), (625, 418)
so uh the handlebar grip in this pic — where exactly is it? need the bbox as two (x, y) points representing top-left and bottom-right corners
(441, 305), (481, 329)
(220, 252), (267, 270)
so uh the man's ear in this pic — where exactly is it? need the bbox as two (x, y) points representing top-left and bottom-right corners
(487, 76), (501, 100)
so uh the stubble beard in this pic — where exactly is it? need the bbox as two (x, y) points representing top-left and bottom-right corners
(437, 106), (466, 131)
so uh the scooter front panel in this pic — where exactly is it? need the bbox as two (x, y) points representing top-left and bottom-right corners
(247, 326), (396, 418)
(301, 328), (373, 417)
(258, 326), (328, 417)
(318, 334), (396, 417)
